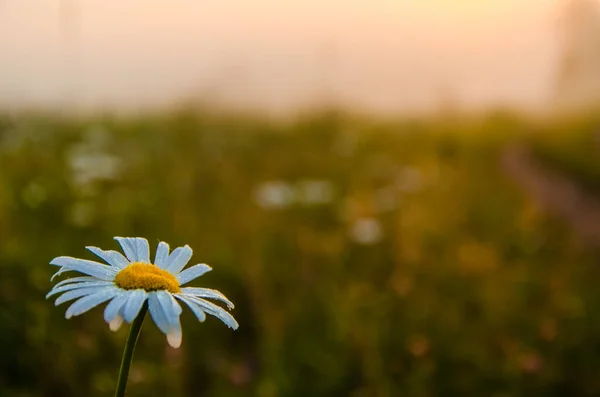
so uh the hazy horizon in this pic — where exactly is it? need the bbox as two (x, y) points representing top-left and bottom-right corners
(0, 0), (584, 115)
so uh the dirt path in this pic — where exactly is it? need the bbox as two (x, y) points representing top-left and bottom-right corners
(501, 143), (600, 246)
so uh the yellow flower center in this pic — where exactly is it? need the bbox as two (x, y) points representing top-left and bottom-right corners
(115, 262), (181, 293)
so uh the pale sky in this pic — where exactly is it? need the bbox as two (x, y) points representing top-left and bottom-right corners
(0, 0), (582, 115)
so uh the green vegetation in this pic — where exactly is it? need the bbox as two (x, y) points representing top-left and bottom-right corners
(530, 109), (600, 194)
(1, 110), (600, 397)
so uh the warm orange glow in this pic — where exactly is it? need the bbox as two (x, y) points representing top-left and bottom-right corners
(0, 0), (586, 114)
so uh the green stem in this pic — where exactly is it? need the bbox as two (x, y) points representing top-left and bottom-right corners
(114, 302), (148, 397)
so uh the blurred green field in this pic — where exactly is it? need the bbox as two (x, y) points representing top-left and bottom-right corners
(1, 110), (600, 397)
(529, 110), (600, 196)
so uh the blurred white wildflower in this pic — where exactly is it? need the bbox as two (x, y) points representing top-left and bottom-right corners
(70, 153), (120, 185)
(349, 217), (383, 245)
(253, 180), (295, 210)
(68, 126), (121, 189)
(254, 179), (337, 209)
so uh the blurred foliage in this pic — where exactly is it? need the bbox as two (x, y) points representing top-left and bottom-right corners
(530, 108), (600, 195)
(1, 109), (600, 397)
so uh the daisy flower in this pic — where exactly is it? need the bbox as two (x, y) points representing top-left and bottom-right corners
(47, 237), (238, 348)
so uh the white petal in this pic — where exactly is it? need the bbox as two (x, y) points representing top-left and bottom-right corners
(147, 291), (182, 338)
(165, 245), (193, 274)
(109, 315), (124, 331)
(180, 295), (239, 330)
(52, 276), (98, 289)
(51, 267), (71, 281)
(86, 246), (129, 268)
(104, 292), (129, 323)
(176, 264), (212, 285)
(157, 290), (183, 317)
(147, 292), (171, 334)
(65, 287), (121, 319)
(47, 280), (114, 299)
(114, 237), (150, 263)
(50, 257), (118, 280)
(175, 294), (207, 322)
(154, 241), (170, 269)
(180, 287), (234, 309)
(167, 327), (182, 349)
(122, 289), (148, 323)
(55, 286), (114, 306)
(133, 238), (150, 263)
